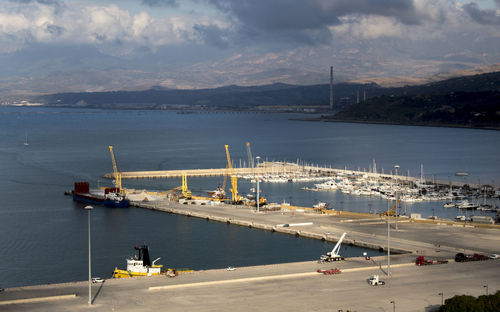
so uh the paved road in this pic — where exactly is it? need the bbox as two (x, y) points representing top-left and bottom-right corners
(2, 258), (499, 311)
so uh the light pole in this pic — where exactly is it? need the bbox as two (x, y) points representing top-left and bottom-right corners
(438, 292), (444, 306)
(484, 285), (488, 295)
(394, 165), (399, 230)
(85, 205), (93, 305)
(387, 200), (391, 276)
(390, 300), (395, 312)
(255, 156), (261, 213)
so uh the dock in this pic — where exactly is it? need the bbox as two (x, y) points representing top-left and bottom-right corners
(104, 161), (489, 189)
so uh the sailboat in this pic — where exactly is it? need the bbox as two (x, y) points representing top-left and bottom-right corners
(24, 131), (29, 146)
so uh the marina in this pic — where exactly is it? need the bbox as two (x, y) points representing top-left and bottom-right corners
(1, 107), (500, 291)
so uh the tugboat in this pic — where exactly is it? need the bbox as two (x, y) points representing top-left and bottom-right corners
(113, 245), (163, 278)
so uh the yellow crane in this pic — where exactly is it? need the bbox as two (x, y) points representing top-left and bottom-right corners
(381, 199), (400, 217)
(108, 146), (122, 192)
(225, 145), (243, 204)
(181, 173), (192, 199)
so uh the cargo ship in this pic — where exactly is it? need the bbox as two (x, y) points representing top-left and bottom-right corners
(72, 182), (130, 208)
(72, 182), (105, 205)
(113, 245), (163, 278)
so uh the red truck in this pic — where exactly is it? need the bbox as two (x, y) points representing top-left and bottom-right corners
(415, 256), (449, 266)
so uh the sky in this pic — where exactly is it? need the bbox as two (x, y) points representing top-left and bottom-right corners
(0, 0), (499, 94)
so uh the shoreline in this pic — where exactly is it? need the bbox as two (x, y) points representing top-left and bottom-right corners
(291, 117), (500, 131)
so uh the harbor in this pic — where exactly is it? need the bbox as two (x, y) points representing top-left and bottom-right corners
(2, 108), (500, 309)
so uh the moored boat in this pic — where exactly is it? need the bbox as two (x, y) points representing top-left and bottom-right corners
(456, 200), (479, 210)
(72, 182), (105, 205)
(113, 245), (163, 278)
(104, 189), (130, 208)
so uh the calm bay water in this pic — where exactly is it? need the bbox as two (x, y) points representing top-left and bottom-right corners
(1, 107), (499, 287)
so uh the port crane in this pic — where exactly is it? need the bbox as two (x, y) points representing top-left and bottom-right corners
(108, 146), (123, 192)
(181, 173), (192, 199)
(225, 145), (243, 204)
(381, 199), (400, 217)
(320, 232), (346, 262)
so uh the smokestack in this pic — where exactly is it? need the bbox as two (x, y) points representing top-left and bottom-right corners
(330, 66), (334, 110)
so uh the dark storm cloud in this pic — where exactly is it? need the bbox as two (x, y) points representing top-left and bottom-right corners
(193, 24), (229, 48)
(463, 2), (500, 25)
(207, 0), (436, 46)
(210, 0), (426, 31)
(8, 0), (60, 4)
(140, 0), (178, 7)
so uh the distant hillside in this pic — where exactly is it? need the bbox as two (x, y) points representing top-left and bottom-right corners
(33, 82), (380, 110)
(325, 71), (500, 129)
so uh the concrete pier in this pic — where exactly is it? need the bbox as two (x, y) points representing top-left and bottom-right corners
(133, 199), (500, 256)
(104, 161), (493, 190)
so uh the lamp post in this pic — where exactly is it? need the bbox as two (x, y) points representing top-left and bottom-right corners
(438, 292), (444, 306)
(255, 156), (261, 213)
(390, 300), (395, 312)
(394, 165), (399, 230)
(484, 285), (488, 295)
(387, 200), (391, 276)
(84, 205), (93, 305)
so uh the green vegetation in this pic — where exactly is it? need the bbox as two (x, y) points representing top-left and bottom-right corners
(326, 72), (500, 129)
(439, 291), (500, 312)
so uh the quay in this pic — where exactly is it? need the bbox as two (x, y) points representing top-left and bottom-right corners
(104, 161), (492, 190)
(4, 199), (500, 311)
(132, 199), (500, 256)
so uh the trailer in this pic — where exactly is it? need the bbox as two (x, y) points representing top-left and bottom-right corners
(319, 232), (346, 262)
(455, 253), (489, 262)
(415, 256), (448, 266)
(317, 268), (341, 275)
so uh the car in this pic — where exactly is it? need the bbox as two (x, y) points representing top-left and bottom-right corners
(226, 266), (236, 271)
(489, 254), (500, 259)
(92, 277), (104, 283)
(0, 288), (4, 292)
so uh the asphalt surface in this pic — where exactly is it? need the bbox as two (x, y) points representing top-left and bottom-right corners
(1, 257), (499, 311)
(2, 201), (500, 311)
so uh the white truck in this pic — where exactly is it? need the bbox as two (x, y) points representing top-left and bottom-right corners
(368, 275), (385, 286)
(320, 232), (346, 262)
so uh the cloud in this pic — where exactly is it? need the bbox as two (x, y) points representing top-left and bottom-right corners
(193, 24), (229, 48)
(0, 1), (226, 53)
(140, 0), (178, 7)
(463, 2), (500, 25)
(207, 0), (446, 46)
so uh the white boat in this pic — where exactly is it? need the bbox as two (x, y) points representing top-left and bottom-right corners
(443, 202), (456, 208)
(24, 131), (29, 146)
(456, 200), (479, 210)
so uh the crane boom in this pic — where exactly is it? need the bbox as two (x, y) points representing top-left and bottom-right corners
(246, 142), (254, 169)
(381, 199), (400, 216)
(320, 232), (347, 262)
(330, 232), (346, 256)
(224, 145), (242, 203)
(108, 146), (122, 191)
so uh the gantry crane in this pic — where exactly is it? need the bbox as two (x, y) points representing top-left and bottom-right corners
(224, 145), (243, 204)
(108, 146), (122, 192)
